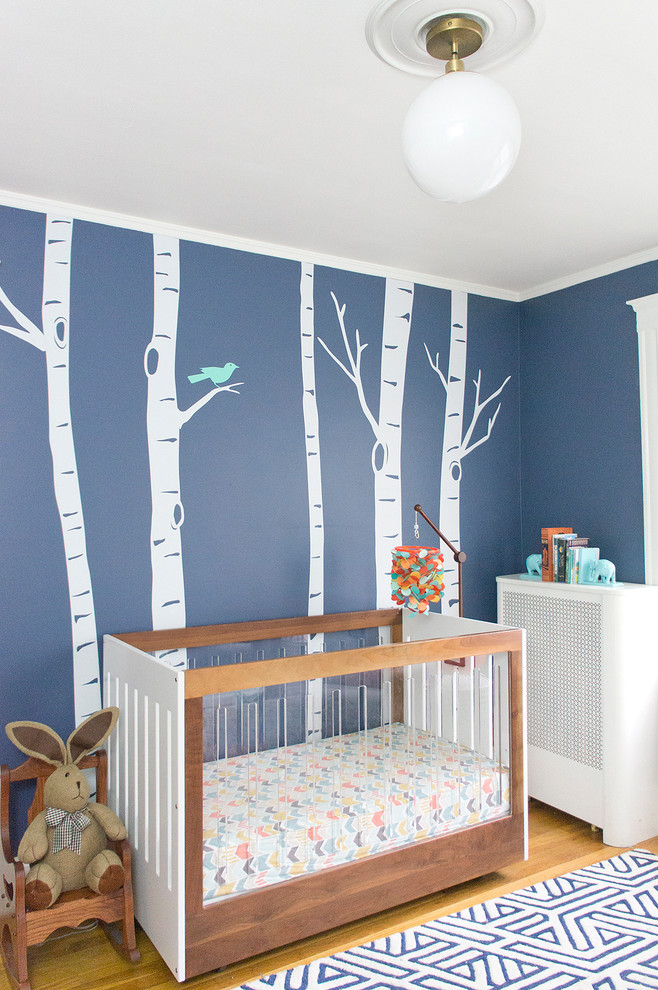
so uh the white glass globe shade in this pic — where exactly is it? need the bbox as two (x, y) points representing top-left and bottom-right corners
(402, 70), (521, 203)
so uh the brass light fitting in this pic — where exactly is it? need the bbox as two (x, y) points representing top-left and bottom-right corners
(365, 0), (543, 77)
(424, 15), (484, 73)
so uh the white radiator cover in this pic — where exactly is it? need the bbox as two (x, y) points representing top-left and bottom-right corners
(497, 575), (658, 847)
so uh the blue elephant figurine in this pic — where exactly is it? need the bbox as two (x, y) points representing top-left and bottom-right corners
(526, 553), (542, 576)
(592, 559), (616, 584)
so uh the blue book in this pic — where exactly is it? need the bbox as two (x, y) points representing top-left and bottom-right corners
(570, 546), (600, 584)
(565, 538), (589, 582)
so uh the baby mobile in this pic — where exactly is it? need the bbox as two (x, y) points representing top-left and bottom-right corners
(391, 504), (467, 615)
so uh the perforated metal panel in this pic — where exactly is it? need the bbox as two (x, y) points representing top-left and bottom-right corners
(500, 589), (602, 770)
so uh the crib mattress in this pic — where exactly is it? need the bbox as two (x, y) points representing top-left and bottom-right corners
(202, 722), (509, 903)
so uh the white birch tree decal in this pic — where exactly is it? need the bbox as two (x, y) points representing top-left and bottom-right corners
(319, 278), (413, 607)
(0, 215), (101, 721)
(300, 262), (324, 737)
(145, 234), (242, 664)
(300, 262), (325, 626)
(425, 290), (510, 614)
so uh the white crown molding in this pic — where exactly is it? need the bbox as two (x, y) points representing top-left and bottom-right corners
(0, 188), (519, 302)
(3, 187), (656, 304)
(518, 246), (658, 302)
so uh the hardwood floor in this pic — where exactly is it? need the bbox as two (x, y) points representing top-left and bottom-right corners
(5, 800), (658, 990)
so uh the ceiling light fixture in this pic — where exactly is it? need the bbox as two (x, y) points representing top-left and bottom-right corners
(402, 15), (520, 201)
(366, 0), (544, 203)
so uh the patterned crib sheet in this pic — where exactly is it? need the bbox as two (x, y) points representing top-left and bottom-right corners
(202, 722), (509, 903)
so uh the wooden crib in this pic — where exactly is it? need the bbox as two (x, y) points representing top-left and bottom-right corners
(103, 607), (526, 981)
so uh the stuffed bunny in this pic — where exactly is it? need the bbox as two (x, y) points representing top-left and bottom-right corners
(6, 707), (127, 910)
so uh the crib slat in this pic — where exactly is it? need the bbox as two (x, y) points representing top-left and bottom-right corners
(185, 697), (204, 915)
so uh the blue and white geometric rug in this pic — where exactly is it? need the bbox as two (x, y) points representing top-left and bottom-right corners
(240, 849), (658, 989)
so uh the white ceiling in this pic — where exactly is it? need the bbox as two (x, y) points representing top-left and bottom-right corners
(2, 1), (658, 299)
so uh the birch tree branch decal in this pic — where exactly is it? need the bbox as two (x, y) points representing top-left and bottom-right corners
(460, 369), (510, 458)
(0, 216), (101, 721)
(425, 290), (510, 614)
(319, 293), (381, 446)
(180, 381), (241, 425)
(319, 279), (412, 607)
(423, 342), (447, 391)
(145, 235), (242, 665)
(0, 286), (44, 345)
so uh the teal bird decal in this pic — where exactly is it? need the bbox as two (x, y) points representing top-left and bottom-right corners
(188, 363), (238, 386)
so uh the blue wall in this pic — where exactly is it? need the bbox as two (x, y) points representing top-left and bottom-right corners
(1, 198), (655, 791)
(0, 204), (522, 773)
(519, 262), (658, 582)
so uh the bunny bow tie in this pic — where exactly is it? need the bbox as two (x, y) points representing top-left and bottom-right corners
(45, 806), (91, 855)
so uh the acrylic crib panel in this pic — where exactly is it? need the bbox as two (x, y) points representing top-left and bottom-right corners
(194, 625), (384, 763)
(104, 608), (526, 982)
(199, 654), (512, 905)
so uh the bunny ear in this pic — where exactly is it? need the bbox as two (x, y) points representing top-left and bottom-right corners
(66, 707), (119, 765)
(5, 721), (66, 766)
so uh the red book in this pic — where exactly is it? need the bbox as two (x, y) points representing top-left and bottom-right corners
(541, 527), (573, 581)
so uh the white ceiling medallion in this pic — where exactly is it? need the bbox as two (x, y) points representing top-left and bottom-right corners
(365, 0), (544, 77)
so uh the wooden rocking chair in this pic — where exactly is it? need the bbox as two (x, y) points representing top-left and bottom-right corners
(0, 750), (139, 990)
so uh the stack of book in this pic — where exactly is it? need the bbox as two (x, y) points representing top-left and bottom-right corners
(541, 527), (599, 583)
